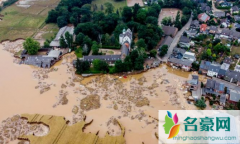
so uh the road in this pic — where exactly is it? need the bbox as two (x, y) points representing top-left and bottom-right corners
(158, 15), (193, 62)
(211, 0), (224, 12)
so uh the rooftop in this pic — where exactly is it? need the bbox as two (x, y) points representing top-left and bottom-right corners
(162, 26), (178, 37)
(229, 89), (240, 102)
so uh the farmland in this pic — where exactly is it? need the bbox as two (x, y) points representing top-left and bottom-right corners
(0, 0), (60, 42)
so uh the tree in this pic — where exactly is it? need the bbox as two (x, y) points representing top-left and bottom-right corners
(65, 31), (73, 48)
(136, 38), (147, 49)
(132, 3), (141, 20)
(195, 98), (206, 109)
(175, 11), (182, 29)
(161, 17), (172, 26)
(76, 33), (85, 45)
(57, 16), (68, 28)
(93, 59), (109, 72)
(206, 49), (212, 57)
(60, 35), (67, 48)
(150, 49), (157, 58)
(192, 62), (200, 71)
(46, 10), (58, 23)
(181, 15), (188, 26)
(23, 38), (40, 55)
(122, 6), (132, 22)
(146, 16), (158, 25)
(134, 56), (144, 70)
(123, 56), (133, 71)
(104, 2), (114, 14)
(159, 45), (168, 57)
(76, 59), (90, 74)
(136, 9), (147, 24)
(114, 60), (125, 72)
(91, 41), (99, 55)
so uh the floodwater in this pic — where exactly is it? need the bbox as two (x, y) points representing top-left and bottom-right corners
(0, 42), (197, 144)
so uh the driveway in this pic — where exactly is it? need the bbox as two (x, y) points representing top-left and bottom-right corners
(212, 0), (225, 13)
(158, 15), (193, 62)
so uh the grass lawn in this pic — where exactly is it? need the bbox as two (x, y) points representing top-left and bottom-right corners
(75, 48), (83, 58)
(0, 0), (60, 41)
(231, 46), (240, 55)
(41, 24), (59, 40)
(91, 0), (127, 12)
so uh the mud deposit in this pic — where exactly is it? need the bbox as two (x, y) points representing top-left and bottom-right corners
(0, 41), (195, 144)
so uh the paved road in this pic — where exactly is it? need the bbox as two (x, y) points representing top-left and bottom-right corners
(158, 15), (193, 62)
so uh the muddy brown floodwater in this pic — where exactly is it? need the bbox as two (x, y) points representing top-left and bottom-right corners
(0, 42), (198, 144)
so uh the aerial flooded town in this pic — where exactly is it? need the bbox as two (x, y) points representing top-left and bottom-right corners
(0, 0), (240, 144)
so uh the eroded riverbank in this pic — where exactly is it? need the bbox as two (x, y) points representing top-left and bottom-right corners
(0, 41), (197, 144)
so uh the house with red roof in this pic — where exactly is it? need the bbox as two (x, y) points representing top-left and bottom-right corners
(200, 24), (208, 32)
(198, 13), (210, 22)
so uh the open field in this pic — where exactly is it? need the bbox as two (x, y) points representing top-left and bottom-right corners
(0, 0), (60, 41)
(231, 46), (240, 55)
(91, 0), (126, 12)
(127, 0), (143, 7)
(158, 8), (182, 26)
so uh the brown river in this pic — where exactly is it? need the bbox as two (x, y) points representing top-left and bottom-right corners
(0, 43), (200, 144)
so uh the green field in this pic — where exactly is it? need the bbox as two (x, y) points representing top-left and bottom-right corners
(91, 0), (127, 12)
(0, 0), (60, 41)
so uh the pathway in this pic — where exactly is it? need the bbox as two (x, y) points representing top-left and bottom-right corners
(158, 15), (193, 62)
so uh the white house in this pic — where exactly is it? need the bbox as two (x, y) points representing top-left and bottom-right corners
(182, 52), (196, 62)
(207, 64), (221, 77)
(119, 28), (132, 46)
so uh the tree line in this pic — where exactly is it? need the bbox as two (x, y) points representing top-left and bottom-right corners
(45, 0), (163, 51)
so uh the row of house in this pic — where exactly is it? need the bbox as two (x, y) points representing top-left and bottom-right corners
(167, 47), (196, 71)
(187, 74), (240, 106)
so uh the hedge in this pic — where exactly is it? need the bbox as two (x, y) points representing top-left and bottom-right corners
(100, 45), (121, 49)
(216, 6), (230, 10)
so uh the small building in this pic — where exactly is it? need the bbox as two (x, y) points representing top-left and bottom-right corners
(209, 26), (218, 34)
(160, 36), (173, 48)
(50, 26), (74, 47)
(200, 3), (211, 13)
(162, 26), (178, 38)
(199, 60), (211, 74)
(234, 65), (240, 72)
(178, 36), (191, 48)
(220, 63), (230, 70)
(167, 57), (193, 71)
(234, 15), (240, 22)
(224, 70), (240, 83)
(186, 29), (198, 38)
(207, 64), (220, 77)
(198, 13), (210, 22)
(190, 20), (200, 29)
(228, 89), (240, 104)
(200, 24), (208, 32)
(217, 69), (227, 79)
(182, 52), (196, 62)
(213, 11), (225, 18)
(204, 79), (225, 98)
(231, 6), (239, 14)
(223, 57), (233, 64)
(220, 19), (229, 28)
(82, 55), (121, 65)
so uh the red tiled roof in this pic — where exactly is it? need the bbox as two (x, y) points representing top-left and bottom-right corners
(200, 24), (208, 31)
